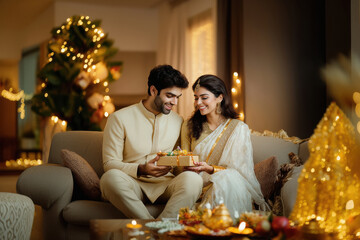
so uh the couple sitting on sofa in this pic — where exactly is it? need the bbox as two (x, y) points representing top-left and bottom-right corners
(100, 64), (268, 221)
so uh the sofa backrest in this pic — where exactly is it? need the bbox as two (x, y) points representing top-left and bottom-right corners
(48, 131), (104, 177)
(49, 131), (309, 177)
(251, 135), (309, 166)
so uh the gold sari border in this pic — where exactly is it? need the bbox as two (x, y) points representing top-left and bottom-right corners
(205, 119), (232, 163)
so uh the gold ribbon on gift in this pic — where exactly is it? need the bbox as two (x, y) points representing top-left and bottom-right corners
(176, 155), (180, 166)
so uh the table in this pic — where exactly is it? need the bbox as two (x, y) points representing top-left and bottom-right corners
(89, 219), (253, 240)
(90, 219), (184, 240)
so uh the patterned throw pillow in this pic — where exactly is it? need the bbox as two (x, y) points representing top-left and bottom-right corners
(61, 149), (101, 201)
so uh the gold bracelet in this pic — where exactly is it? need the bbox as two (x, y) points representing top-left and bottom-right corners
(211, 165), (226, 174)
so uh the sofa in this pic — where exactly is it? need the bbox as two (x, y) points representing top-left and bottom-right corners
(16, 130), (308, 240)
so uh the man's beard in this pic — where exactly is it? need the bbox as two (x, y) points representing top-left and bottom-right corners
(154, 95), (171, 114)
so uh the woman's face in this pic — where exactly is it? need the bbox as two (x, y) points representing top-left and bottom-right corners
(194, 86), (222, 116)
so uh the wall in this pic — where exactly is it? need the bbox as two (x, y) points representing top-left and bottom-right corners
(243, 0), (327, 139)
(352, 0), (360, 56)
(0, 4), (54, 61)
(0, 2), (158, 61)
(54, 2), (158, 52)
(0, 30), (22, 61)
(109, 51), (156, 108)
(0, 60), (18, 161)
(0, 60), (19, 90)
(22, 4), (55, 55)
(0, 98), (17, 138)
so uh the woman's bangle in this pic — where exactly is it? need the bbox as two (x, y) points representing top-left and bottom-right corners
(211, 165), (226, 174)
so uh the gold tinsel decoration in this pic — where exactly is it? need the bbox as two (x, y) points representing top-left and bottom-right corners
(290, 102), (360, 239)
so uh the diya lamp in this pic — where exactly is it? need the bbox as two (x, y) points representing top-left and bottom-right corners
(203, 204), (233, 230)
(126, 220), (143, 236)
(228, 221), (254, 235)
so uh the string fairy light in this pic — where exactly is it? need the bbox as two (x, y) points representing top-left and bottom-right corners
(46, 15), (106, 77)
(231, 72), (245, 121)
(1, 89), (23, 101)
(50, 115), (67, 130)
(1, 89), (26, 119)
(6, 155), (43, 170)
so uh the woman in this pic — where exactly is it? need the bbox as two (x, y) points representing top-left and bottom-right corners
(181, 74), (268, 218)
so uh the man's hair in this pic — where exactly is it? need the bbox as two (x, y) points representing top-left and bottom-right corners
(147, 65), (189, 95)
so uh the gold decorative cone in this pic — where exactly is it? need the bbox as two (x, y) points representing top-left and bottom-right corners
(290, 102), (360, 239)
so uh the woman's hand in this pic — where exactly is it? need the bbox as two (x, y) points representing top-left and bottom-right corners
(184, 162), (214, 174)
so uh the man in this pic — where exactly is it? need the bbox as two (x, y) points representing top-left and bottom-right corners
(100, 65), (203, 219)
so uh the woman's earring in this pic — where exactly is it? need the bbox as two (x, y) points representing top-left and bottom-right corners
(216, 102), (222, 114)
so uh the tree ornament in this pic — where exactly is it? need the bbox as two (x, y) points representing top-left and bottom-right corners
(290, 102), (360, 239)
(94, 62), (109, 81)
(75, 71), (91, 89)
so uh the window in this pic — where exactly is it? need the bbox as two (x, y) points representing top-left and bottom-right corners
(189, 10), (216, 80)
(180, 9), (216, 119)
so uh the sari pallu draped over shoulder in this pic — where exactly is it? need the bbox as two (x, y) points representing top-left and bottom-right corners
(193, 119), (269, 219)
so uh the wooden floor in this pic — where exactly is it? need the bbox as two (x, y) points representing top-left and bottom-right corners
(0, 172), (43, 240)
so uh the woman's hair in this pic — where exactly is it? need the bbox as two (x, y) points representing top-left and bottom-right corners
(188, 74), (238, 139)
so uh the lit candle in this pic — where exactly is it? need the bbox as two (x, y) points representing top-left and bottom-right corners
(126, 220), (142, 229)
(228, 221), (254, 235)
(126, 220), (143, 236)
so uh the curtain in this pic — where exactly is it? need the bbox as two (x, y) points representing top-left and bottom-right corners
(217, 0), (245, 121)
(157, 0), (216, 120)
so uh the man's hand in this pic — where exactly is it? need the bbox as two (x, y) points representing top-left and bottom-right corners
(138, 156), (172, 177)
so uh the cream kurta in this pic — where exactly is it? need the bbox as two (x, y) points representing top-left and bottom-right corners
(102, 101), (183, 202)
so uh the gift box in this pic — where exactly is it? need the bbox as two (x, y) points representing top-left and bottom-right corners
(157, 155), (199, 166)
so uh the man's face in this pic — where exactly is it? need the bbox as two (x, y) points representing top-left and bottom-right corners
(153, 87), (183, 114)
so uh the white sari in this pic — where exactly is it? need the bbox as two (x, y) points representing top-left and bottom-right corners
(193, 119), (268, 218)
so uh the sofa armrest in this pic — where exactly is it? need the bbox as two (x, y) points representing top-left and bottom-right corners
(16, 164), (74, 209)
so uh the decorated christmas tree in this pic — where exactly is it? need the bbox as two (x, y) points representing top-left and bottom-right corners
(290, 102), (360, 239)
(31, 15), (122, 130)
